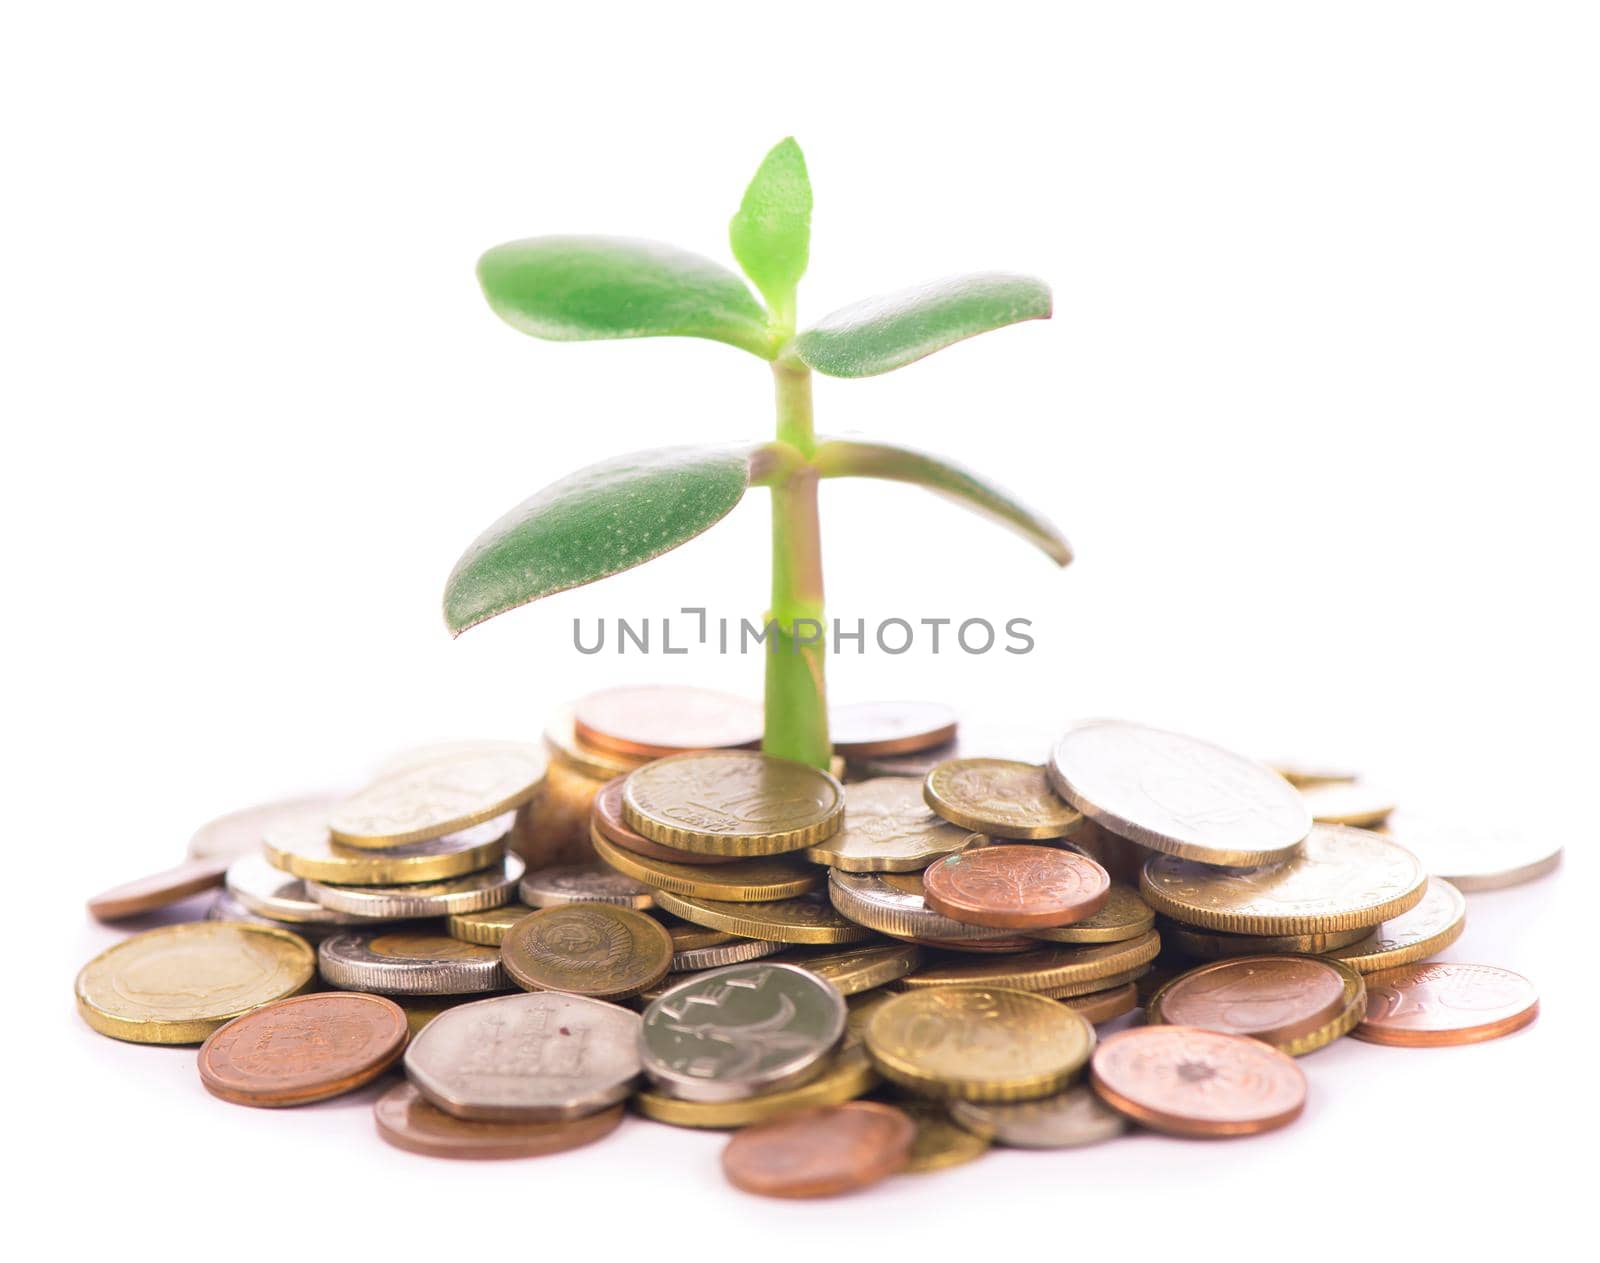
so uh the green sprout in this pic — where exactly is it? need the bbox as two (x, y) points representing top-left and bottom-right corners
(444, 139), (1071, 770)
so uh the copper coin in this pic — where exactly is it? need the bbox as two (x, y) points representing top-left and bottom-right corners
(921, 845), (1111, 930)
(1352, 962), (1539, 1047)
(374, 1082), (624, 1159)
(592, 776), (740, 865)
(1061, 981), (1139, 1025)
(722, 1101), (915, 1198)
(198, 992), (408, 1107)
(87, 857), (230, 921)
(829, 701), (959, 757)
(572, 685), (763, 758)
(1150, 956), (1354, 1048)
(1090, 1026), (1307, 1138)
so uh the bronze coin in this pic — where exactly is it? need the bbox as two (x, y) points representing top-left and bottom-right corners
(922, 845), (1111, 930)
(1060, 981), (1139, 1025)
(1352, 962), (1538, 1047)
(1090, 1025), (1307, 1138)
(573, 685), (763, 758)
(500, 903), (673, 999)
(1149, 956), (1354, 1048)
(722, 1101), (915, 1198)
(198, 992), (408, 1107)
(592, 776), (740, 865)
(374, 1081), (624, 1159)
(87, 857), (230, 921)
(829, 701), (959, 757)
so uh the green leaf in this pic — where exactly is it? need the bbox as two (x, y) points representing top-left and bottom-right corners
(445, 445), (758, 635)
(477, 236), (776, 358)
(813, 438), (1071, 565)
(793, 273), (1052, 378)
(729, 137), (812, 321)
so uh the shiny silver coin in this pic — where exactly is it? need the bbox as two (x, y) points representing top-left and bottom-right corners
(950, 1086), (1128, 1148)
(671, 936), (784, 972)
(206, 890), (346, 943)
(317, 931), (508, 994)
(519, 863), (656, 910)
(827, 870), (1021, 943)
(224, 854), (369, 925)
(308, 856), (524, 918)
(187, 794), (344, 860)
(405, 992), (641, 1121)
(1383, 811), (1562, 891)
(640, 961), (846, 1103)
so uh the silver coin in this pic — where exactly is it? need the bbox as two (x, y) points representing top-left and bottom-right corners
(1049, 719), (1311, 865)
(519, 863), (656, 910)
(206, 890), (345, 943)
(827, 870), (1020, 943)
(950, 1086), (1127, 1149)
(308, 856), (524, 918)
(1383, 811), (1562, 891)
(187, 794), (344, 859)
(672, 936), (784, 972)
(405, 991), (641, 1122)
(845, 724), (1052, 780)
(224, 853), (369, 925)
(639, 961), (846, 1103)
(317, 931), (508, 994)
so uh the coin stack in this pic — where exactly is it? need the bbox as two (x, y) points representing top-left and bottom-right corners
(79, 693), (1554, 1194)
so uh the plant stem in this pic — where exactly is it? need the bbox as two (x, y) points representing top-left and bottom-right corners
(764, 359), (831, 768)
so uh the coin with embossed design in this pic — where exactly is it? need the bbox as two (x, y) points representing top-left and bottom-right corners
(310, 856), (524, 919)
(924, 759), (1082, 839)
(518, 862), (655, 910)
(592, 776), (741, 865)
(1352, 962), (1538, 1046)
(827, 870), (1023, 945)
(330, 745), (547, 848)
(640, 962), (847, 1102)
(866, 986), (1095, 1102)
(573, 685), (764, 758)
(591, 831), (821, 901)
(1328, 878), (1466, 974)
(951, 1084), (1128, 1149)
(773, 942), (923, 996)
(374, 1082), (623, 1159)
(922, 844), (1110, 930)
(623, 751), (844, 856)
(263, 814), (511, 885)
(76, 922), (315, 1044)
(318, 931), (508, 994)
(199, 991), (408, 1107)
(829, 701), (959, 757)
(87, 857), (231, 921)
(1028, 884), (1154, 944)
(1050, 720), (1310, 865)
(1147, 955), (1366, 1056)
(653, 889), (873, 945)
(500, 904), (672, 999)
(405, 992), (641, 1120)
(1090, 1025), (1306, 1137)
(1141, 825), (1426, 935)
(806, 777), (980, 872)
(722, 1101), (915, 1198)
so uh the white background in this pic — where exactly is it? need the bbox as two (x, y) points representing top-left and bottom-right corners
(6, 2), (1593, 1256)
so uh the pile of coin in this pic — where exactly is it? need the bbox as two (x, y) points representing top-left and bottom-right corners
(79, 691), (1555, 1195)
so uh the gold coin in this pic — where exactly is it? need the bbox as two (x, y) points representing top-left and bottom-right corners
(634, 1044), (877, 1128)
(591, 830), (822, 901)
(806, 778), (981, 872)
(447, 903), (535, 946)
(1059, 981), (1139, 1024)
(1146, 955), (1367, 1056)
(263, 816), (508, 885)
(1027, 884), (1155, 944)
(1328, 878), (1467, 974)
(330, 745), (547, 847)
(899, 1102), (991, 1172)
(622, 752), (845, 857)
(1140, 825), (1427, 935)
(899, 931), (1161, 994)
(1300, 779), (1396, 828)
(1050, 720), (1310, 865)
(923, 760), (1082, 839)
(651, 889), (874, 945)
(500, 904), (673, 999)
(75, 923), (314, 1044)
(775, 942), (923, 996)
(1269, 758), (1359, 788)
(1161, 920), (1375, 960)
(866, 986), (1095, 1102)
(662, 919), (735, 953)
(1034, 964), (1152, 1001)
